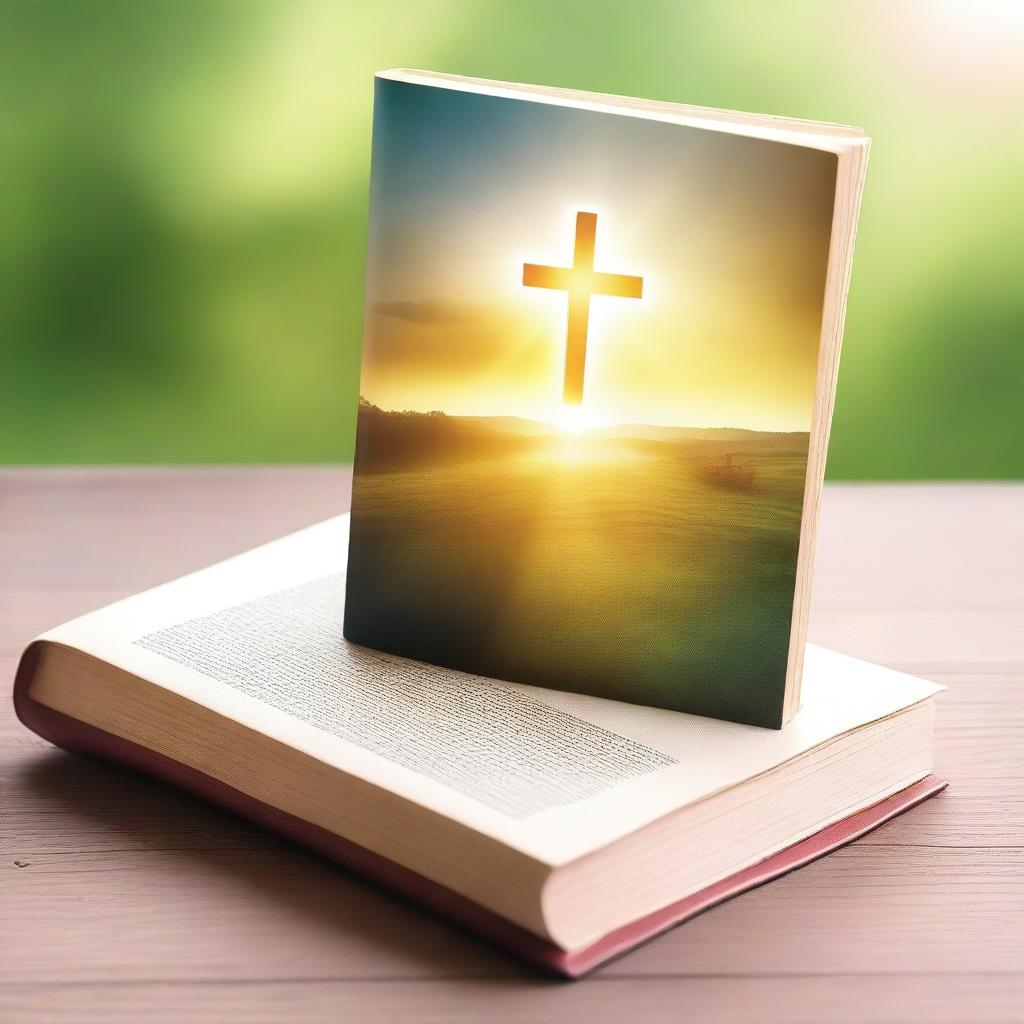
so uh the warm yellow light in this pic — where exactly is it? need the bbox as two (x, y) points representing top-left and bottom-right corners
(549, 404), (605, 434)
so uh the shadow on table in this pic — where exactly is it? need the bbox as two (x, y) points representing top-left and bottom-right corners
(16, 747), (558, 985)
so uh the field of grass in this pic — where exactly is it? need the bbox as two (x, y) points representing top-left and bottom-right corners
(345, 410), (809, 727)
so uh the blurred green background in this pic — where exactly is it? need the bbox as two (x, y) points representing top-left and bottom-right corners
(3, 0), (1022, 476)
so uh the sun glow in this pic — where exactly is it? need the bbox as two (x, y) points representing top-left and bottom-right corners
(549, 404), (607, 434)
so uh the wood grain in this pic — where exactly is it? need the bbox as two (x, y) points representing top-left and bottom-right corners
(1, 471), (1021, 1022)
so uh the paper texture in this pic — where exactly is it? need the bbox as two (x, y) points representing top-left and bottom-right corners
(136, 574), (676, 819)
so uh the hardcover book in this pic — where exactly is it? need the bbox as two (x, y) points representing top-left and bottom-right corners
(15, 516), (944, 978)
(344, 70), (871, 728)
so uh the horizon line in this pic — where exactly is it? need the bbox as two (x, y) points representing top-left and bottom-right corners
(357, 398), (810, 435)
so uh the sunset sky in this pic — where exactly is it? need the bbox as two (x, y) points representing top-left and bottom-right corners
(359, 78), (838, 432)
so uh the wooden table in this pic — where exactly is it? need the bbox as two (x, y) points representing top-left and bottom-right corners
(2, 470), (1021, 1023)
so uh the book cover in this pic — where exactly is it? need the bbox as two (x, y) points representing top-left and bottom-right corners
(345, 74), (853, 728)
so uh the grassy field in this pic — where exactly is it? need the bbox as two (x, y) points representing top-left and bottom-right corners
(345, 409), (809, 727)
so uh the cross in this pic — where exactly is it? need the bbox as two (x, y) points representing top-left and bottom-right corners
(523, 211), (643, 404)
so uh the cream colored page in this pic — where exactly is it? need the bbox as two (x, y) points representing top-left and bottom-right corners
(37, 516), (941, 865)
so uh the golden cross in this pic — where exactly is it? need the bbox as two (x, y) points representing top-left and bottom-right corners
(523, 211), (643, 405)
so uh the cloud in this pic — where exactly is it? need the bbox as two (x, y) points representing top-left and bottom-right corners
(359, 301), (555, 411)
(364, 305), (512, 370)
(373, 299), (497, 327)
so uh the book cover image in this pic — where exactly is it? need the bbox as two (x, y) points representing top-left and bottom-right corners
(345, 77), (839, 728)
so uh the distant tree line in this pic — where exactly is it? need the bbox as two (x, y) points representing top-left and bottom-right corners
(358, 397), (446, 418)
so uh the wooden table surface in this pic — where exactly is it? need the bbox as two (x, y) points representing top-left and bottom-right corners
(2, 470), (1021, 1023)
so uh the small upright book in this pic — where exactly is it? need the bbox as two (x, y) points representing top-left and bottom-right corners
(16, 518), (943, 977)
(344, 70), (871, 728)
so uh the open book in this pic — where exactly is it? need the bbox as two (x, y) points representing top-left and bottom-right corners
(344, 70), (872, 727)
(15, 516), (944, 976)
